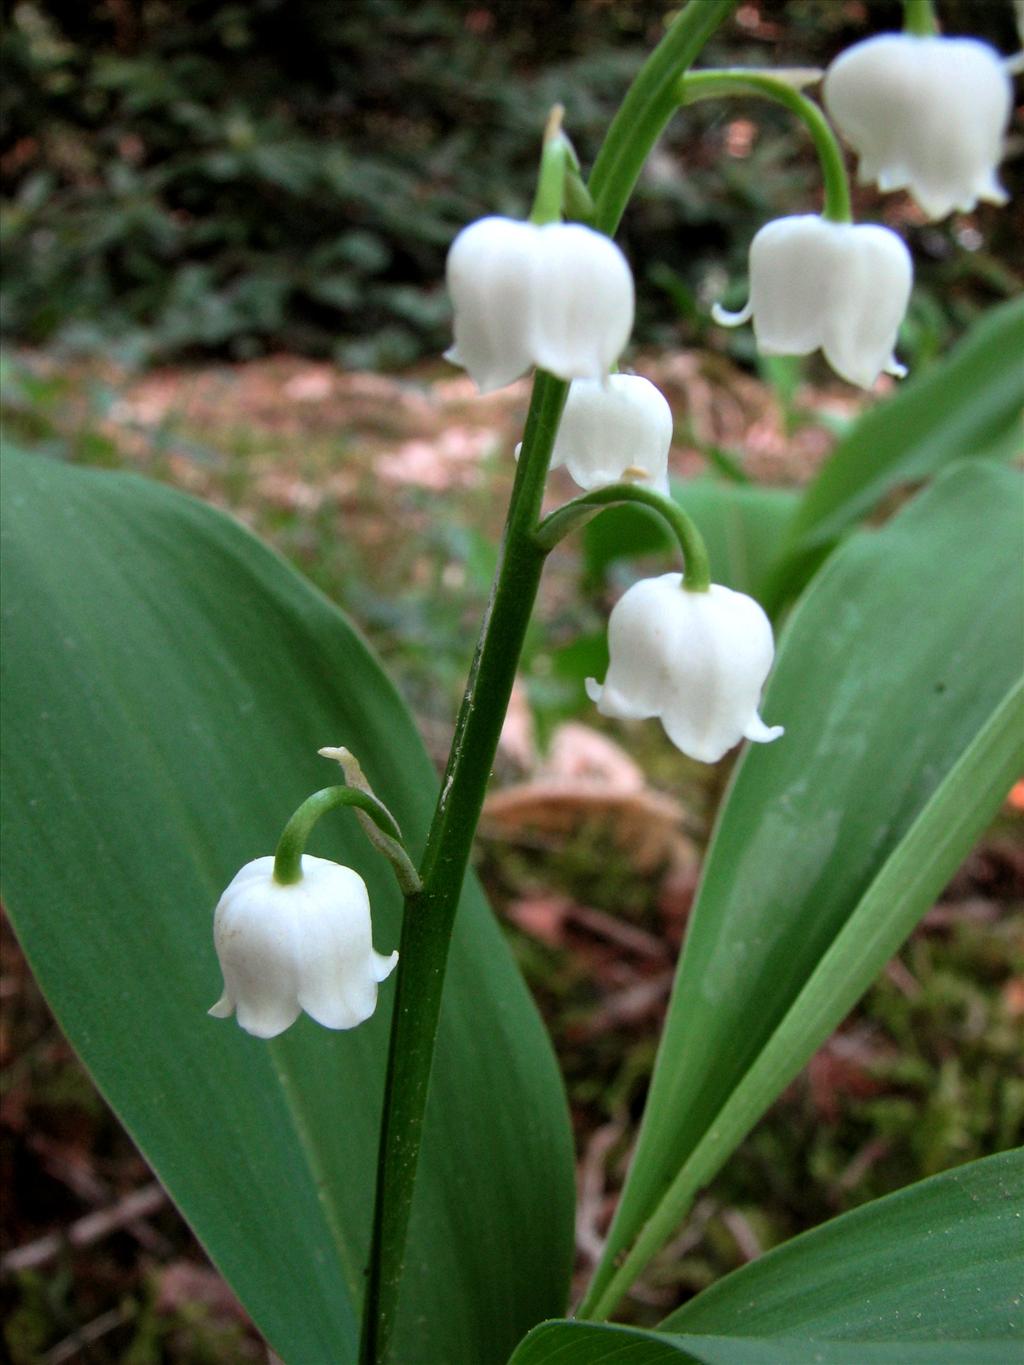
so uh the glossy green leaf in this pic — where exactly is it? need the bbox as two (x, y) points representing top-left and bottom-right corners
(765, 296), (1024, 607)
(664, 1148), (1023, 1339)
(583, 477), (799, 598)
(0, 449), (574, 1363)
(509, 1323), (1014, 1364)
(515, 1152), (1022, 1361)
(583, 463), (1023, 1314)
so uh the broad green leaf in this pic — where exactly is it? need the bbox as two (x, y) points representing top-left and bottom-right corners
(764, 296), (1024, 607)
(518, 1152), (1022, 1362)
(509, 1323), (1014, 1364)
(583, 477), (799, 599)
(584, 463), (1024, 1314)
(664, 1148), (1023, 1340)
(0, 449), (574, 1363)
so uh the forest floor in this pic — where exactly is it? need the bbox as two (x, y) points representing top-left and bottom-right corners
(2, 346), (1022, 1363)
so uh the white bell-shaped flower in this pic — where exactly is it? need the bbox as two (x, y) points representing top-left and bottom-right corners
(527, 223), (635, 382)
(713, 215), (912, 389)
(445, 217), (635, 391)
(586, 574), (784, 764)
(444, 216), (539, 393)
(823, 34), (1013, 220)
(549, 374), (672, 493)
(209, 855), (398, 1039)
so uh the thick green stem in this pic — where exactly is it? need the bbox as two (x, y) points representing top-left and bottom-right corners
(273, 785), (419, 895)
(681, 70), (851, 223)
(358, 372), (567, 1365)
(359, 5), (738, 1360)
(588, 0), (738, 235)
(903, 0), (939, 36)
(535, 483), (711, 591)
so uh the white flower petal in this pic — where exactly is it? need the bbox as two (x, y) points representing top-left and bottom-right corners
(552, 375), (673, 492)
(585, 674), (660, 722)
(209, 854), (396, 1039)
(236, 994), (303, 1040)
(207, 990), (235, 1019)
(294, 862), (388, 1030)
(591, 576), (783, 764)
(445, 216), (539, 392)
(372, 949), (400, 984)
(821, 224), (912, 388)
(824, 34), (1013, 220)
(528, 223), (634, 382)
(722, 215), (913, 389)
(744, 714), (785, 745)
(747, 216), (835, 358)
(592, 573), (686, 720)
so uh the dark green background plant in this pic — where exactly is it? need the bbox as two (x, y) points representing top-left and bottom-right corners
(2, 0), (1019, 367)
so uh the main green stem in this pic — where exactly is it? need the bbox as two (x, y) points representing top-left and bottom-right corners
(359, 4), (736, 1360)
(358, 371), (566, 1365)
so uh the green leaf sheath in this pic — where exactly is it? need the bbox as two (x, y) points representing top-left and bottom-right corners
(580, 462), (1024, 1316)
(0, 448), (575, 1364)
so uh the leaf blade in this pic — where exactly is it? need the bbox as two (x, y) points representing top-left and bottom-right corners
(0, 449), (575, 1363)
(663, 1149), (1024, 1340)
(765, 296), (1024, 606)
(510, 1322), (1016, 1365)
(583, 462), (1024, 1314)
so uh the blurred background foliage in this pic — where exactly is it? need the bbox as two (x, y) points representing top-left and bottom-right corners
(2, 0), (1020, 370)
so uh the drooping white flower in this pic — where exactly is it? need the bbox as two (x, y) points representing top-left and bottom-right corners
(527, 223), (635, 382)
(548, 374), (673, 493)
(823, 34), (1013, 220)
(209, 855), (398, 1039)
(586, 574), (784, 764)
(444, 216), (634, 391)
(713, 215), (913, 389)
(444, 216), (540, 393)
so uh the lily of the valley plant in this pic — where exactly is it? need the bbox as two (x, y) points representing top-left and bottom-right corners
(201, 0), (1017, 1356)
(2, 2), (1019, 1363)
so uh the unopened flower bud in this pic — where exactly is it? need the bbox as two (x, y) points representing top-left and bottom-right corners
(586, 574), (783, 764)
(549, 374), (672, 493)
(823, 34), (1012, 221)
(713, 215), (912, 389)
(528, 223), (635, 382)
(209, 855), (398, 1039)
(444, 216), (539, 393)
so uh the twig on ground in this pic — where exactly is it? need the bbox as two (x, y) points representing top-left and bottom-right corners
(41, 1305), (133, 1364)
(720, 1207), (762, 1263)
(575, 1121), (625, 1268)
(2, 1181), (167, 1275)
(576, 970), (675, 1040)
